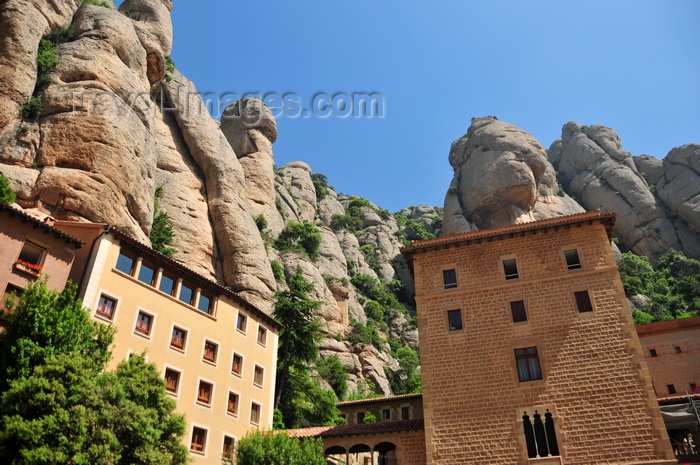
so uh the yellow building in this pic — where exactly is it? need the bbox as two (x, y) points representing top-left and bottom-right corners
(402, 211), (675, 465)
(58, 222), (280, 464)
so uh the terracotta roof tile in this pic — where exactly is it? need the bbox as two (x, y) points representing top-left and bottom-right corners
(283, 419), (425, 439)
(636, 316), (700, 337)
(0, 203), (83, 248)
(336, 393), (422, 407)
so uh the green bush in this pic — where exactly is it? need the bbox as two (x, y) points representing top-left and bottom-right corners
(236, 430), (326, 465)
(164, 55), (175, 83)
(253, 214), (268, 231)
(275, 221), (322, 260)
(20, 96), (43, 121)
(330, 213), (363, 232)
(317, 355), (348, 401)
(311, 173), (329, 201)
(270, 260), (285, 283)
(363, 412), (377, 424)
(348, 320), (384, 349)
(150, 186), (176, 257)
(0, 174), (16, 204)
(82, 0), (112, 7)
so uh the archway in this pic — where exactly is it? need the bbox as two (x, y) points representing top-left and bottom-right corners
(374, 442), (397, 465)
(325, 445), (347, 464)
(349, 443), (373, 464)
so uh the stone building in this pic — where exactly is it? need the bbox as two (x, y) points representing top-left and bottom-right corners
(56, 222), (280, 464)
(401, 211), (676, 465)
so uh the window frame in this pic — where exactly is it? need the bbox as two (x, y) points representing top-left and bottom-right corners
(115, 249), (136, 275)
(197, 379), (214, 406)
(222, 435), (235, 462)
(2, 283), (23, 310)
(227, 391), (239, 416)
(95, 293), (118, 321)
(134, 310), (154, 337)
(357, 411), (366, 424)
(250, 402), (261, 425)
(447, 309), (463, 331)
(667, 384), (676, 395)
(502, 257), (519, 280)
(442, 268), (457, 289)
(190, 426), (208, 454)
(164, 367), (181, 395)
(381, 408), (391, 421)
(231, 353), (243, 377)
(253, 365), (264, 387)
(574, 290), (594, 313)
(178, 282), (195, 306)
(136, 261), (157, 287)
(510, 299), (527, 323)
(257, 325), (267, 347)
(674, 346), (682, 354)
(170, 326), (187, 351)
(649, 348), (657, 357)
(401, 406), (410, 420)
(197, 292), (213, 315)
(16, 239), (48, 272)
(158, 273), (177, 296)
(563, 249), (582, 270)
(236, 312), (247, 334)
(203, 340), (219, 364)
(515, 347), (543, 382)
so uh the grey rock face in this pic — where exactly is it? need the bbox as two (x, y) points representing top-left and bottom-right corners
(444, 117), (583, 233)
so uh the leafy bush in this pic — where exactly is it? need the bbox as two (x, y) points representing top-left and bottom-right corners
(363, 412), (377, 424)
(330, 213), (363, 232)
(311, 173), (329, 201)
(275, 221), (322, 260)
(253, 214), (268, 231)
(20, 96), (43, 121)
(164, 55), (175, 83)
(270, 260), (285, 283)
(236, 430), (326, 465)
(317, 355), (348, 401)
(0, 174), (16, 204)
(82, 0), (111, 7)
(347, 320), (384, 349)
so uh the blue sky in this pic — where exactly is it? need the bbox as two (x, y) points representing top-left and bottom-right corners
(165, 1), (699, 212)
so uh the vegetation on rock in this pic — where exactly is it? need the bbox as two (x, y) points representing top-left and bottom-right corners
(275, 221), (322, 260)
(0, 174), (16, 204)
(150, 185), (176, 257)
(311, 173), (330, 201)
(82, 0), (112, 7)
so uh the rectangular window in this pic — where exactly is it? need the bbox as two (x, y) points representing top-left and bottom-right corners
(257, 326), (267, 346)
(357, 411), (365, 424)
(190, 426), (207, 453)
(17, 240), (47, 270)
(667, 384), (676, 395)
(515, 347), (542, 382)
(382, 408), (391, 420)
(401, 406), (410, 420)
(197, 380), (213, 405)
(574, 290), (593, 313)
(649, 348), (657, 357)
(236, 313), (247, 333)
(503, 259), (519, 280)
(164, 368), (180, 394)
(447, 309), (463, 331)
(223, 436), (235, 461)
(197, 293), (213, 314)
(159, 273), (176, 295)
(250, 403), (261, 425)
(179, 283), (194, 306)
(564, 249), (582, 270)
(2, 283), (23, 309)
(137, 262), (156, 286)
(203, 340), (218, 364)
(674, 346), (682, 354)
(231, 353), (243, 376)
(96, 294), (117, 320)
(170, 326), (187, 350)
(115, 251), (135, 275)
(135, 311), (153, 336)
(254, 365), (264, 387)
(443, 269), (457, 289)
(510, 300), (527, 323)
(227, 392), (239, 415)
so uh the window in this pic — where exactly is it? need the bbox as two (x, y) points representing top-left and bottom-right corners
(257, 326), (267, 346)
(203, 340), (218, 363)
(137, 262), (156, 286)
(2, 283), (23, 309)
(253, 365), (264, 387)
(135, 311), (153, 336)
(164, 368), (180, 394)
(236, 313), (247, 333)
(197, 380), (213, 405)
(115, 250), (135, 275)
(674, 346), (682, 354)
(17, 240), (47, 270)
(170, 326), (187, 350)
(197, 293), (213, 314)
(381, 408), (391, 420)
(574, 290), (593, 313)
(503, 259), (519, 280)
(250, 402), (261, 425)
(223, 436), (235, 461)
(357, 411), (365, 424)
(159, 273), (176, 295)
(96, 294), (117, 320)
(227, 392), (239, 415)
(447, 309), (463, 331)
(401, 406), (410, 420)
(564, 249), (582, 270)
(649, 349), (657, 357)
(179, 283), (195, 306)
(510, 300), (527, 323)
(231, 353), (243, 376)
(522, 409), (559, 458)
(190, 427), (207, 453)
(443, 269), (457, 289)
(515, 347), (542, 382)
(668, 384), (677, 395)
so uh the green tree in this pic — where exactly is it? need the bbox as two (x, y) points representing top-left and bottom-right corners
(150, 185), (176, 257)
(316, 355), (348, 401)
(236, 430), (325, 465)
(310, 173), (329, 201)
(273, 267), (322, 417)
(0, 174), (16, 204)
(618, 252), (655, 297)
(0, 279), (113, 390)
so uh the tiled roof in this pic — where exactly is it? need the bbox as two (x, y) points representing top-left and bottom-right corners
(105, 226), (281, 330)
(656, 393), (700, 405)
(0, 202), (83, 248)
(402, 211), (615, 253)
(336, 393), (422, 407)
(285, 419), (425, 439)
(636, 316), (700, 337)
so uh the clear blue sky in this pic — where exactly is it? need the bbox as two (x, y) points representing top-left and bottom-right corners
(164, 1), (699, 213)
